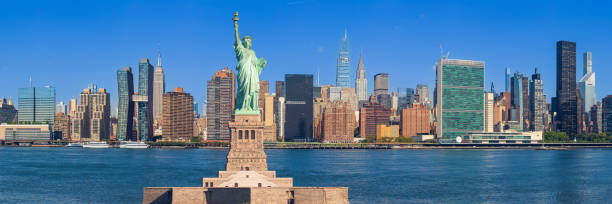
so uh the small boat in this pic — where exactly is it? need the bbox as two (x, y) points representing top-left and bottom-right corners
(83, 142), (110, 148)
(119, 141), (149, 149)
(66, 143), (83, 148)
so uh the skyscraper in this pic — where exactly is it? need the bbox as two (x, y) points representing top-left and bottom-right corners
(258, 80), (269, 111)
(285, 74), (313, 141)
(556, 41), (580, 137)
(397, 88), (415, 111)
(360, 103), (390, 138)
(435, 59), (484, 142)
(511, 73), (529, 130)
(18, 86), (56, 125)
(602, 95), (612, 133)
(530, 69), (545, 131)
(579, 52), (596, 112)
(274, 80), (285, 138)
(138, 58), (154, 141)
(336, 30), (350, 88)
(162, 87), (194, 141)
(153, 51), (166, 123)
(374, 73), (390, 109)
(416, 84), (432, 110)
(321, 100), (355, 143)
(355, 52), (367, 101)
(400, 103), (430, 137)
(484, 92), (494, 132)
(71, 87), (110, 141)
(505, 67), (511, 92)
(206, 67), (235, 141)
(116, 67), (134, 141)
(55, 101), (66, 114)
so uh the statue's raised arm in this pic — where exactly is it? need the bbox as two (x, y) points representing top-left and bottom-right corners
(233, 12), (241, 47)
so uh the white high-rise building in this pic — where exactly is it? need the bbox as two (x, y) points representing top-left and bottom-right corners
(579, 52), (596, 112)
(55, 101), (66, 114)
(355, 52), (367, 101)
(484, 92), (494, 132)
(153, 50), (165, 122)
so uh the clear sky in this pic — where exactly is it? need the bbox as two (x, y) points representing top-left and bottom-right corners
(1, 0), (610, 114)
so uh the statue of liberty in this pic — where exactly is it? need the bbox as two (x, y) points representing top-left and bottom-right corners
(232, 12), (266, 115)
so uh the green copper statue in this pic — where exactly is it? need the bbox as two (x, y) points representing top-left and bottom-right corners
(233, 12), (266, 115)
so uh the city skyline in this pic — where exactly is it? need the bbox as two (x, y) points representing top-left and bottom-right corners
(1, 1), (611, 113)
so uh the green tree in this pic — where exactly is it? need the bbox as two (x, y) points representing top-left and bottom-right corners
(191, 136), (202, 143)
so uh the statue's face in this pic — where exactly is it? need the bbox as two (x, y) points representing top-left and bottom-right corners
(243, 38), (252, 49)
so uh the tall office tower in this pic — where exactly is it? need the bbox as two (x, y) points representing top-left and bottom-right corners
(359, 103), (390, 138)
(55, 101), (66, 114)
(53, 112), (70, 140)
(505, 67), (511, 92)
(397, 88), (415, 112)
(340, 88), (358, 111)
(162, 87), (194, 141)
(312, 98), (327, 140)
(416, 84), (432, 110)
(435, 59), (484, 142)
(71, 87), (110, 141)
(391, 92), (398, 113)
(0, 97), (17, 123)
(603, 96), (612, 133)
(285, 74), (313, 141)
(530, 69), (545, 131)
(262, 93), (277, 142)
(116, 67), (134, 141)
(355, 52), (367, 101)
(69, 98), (77, 115)
(400, 103), (430, 137)
(579, 52), (596, 112)
(328, 87), (342, 101)
(274, 81), (285, 138)
(511, 73), (529, 130)
(336, 30), (350, 88)
(206, 67), (235, 141)
(484, 92), (494, 132)
(138, 58), (154, 141)
(556, 41), (580, 137)
(258, 80), (269, 111)
(374, 73), (390, 108)
(18, 86), (56, 125)
(153, 52), (165, 123)
(589, 102), (602, 133)
(277, 97), (285, 141)
(493, 96), (508, 130)
(321, 100), (355, 143)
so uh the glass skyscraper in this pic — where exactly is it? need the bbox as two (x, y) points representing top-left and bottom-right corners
(18, 86), (56, 125)
(335, 30), (350, 88)
(116, 67), (134, 141)
(285, 74), (313, 141)
(579, 52), (596, 112)
(138, 58), (154, 141)
(556, 41), (579, 137)
(435, 59), (485, 142)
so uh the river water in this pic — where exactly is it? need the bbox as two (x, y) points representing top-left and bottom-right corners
(1, 147), (611, 203)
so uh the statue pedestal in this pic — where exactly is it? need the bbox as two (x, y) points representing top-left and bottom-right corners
(226, 114), (267, 171)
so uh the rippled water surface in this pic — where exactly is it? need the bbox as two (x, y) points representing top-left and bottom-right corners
(1, 147), (612, 203)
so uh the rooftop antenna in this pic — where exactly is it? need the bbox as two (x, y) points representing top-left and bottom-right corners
(157, 42), (162, 67)
(316, 67), (320, 86)
(29, 76), (32, 87)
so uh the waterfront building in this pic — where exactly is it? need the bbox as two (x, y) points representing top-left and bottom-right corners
(0, 124), (51, 141)
(53, 112), (70, 140)
(376, 124), (399, 141)
(556, 41), (580, 137)
(137, 58), (155, 141)
(355, 52), (367, 101)
(206, 67), (235, 141)
(197, 116), (207, 140)
(277, 97), (285, 141)
(69, 98), (77, 116)
(258, 80), (269, 111)
(321, 100), (355, 143)
(359, 103), (390, 138)
(374, 73), (390, 109)
(71, 87), (111, 141)
(55, 101), (66, 114)
(336, 30), (350, 88)
(484, 92), (494, 132)
(285, 74), (313, 141)
(530, 69), (546, 131)
(466, 131), (542, 144)
(579, 52), (596, 114)
(0, 97), (17, 124)
(110, 116), (117, 140)
(400, 103), (430, 137)
(18, 86), (56, 125)
(435, 59), (484, 142)
(273, 81), (284, 138)
(262, 93), (277, 142)
(603, 95), (612, 133)
(162, 87), (194, 142)
(153, 52), (165, 123)
(116, 67), (134, 141)
(416, 84), (432, 110)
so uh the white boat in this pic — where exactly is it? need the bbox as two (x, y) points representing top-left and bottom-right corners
(119, 141), (149, 149)
(83, 142), (110, 148)
(66, 143), (83, 148)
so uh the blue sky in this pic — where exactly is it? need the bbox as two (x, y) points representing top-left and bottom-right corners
(1, 0), (610, 113)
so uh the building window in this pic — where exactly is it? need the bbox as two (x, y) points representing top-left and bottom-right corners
(251, 130), (255, 139)
(245, 130), (249, 139)
(239, 130), (242, 139)
(245, 167), (250, 171)
(258, 183), (262, 187)
(234, 183), (238, 187)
